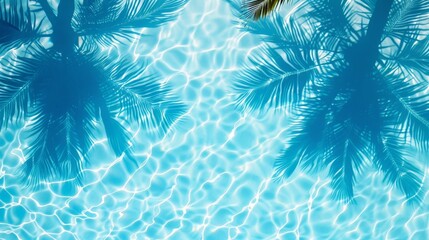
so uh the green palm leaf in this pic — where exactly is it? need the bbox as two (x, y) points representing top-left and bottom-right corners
(245, 0), (290, 20)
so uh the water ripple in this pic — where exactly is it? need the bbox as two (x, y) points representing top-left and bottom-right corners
(0, 0), (428, 239)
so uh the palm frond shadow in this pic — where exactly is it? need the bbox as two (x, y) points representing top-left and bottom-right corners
(74, 0), (188, 49)
(0, 0), (41, 53)
(230, 0), (429, 203)
(0, 0), (188, 188)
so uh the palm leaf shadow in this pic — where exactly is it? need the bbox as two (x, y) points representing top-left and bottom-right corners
(0, 0), (41, 52)
(230, 0), (429, 203)
(0, 0), (188, 187)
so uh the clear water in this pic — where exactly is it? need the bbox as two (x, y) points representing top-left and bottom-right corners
(1, 0), (428, 239)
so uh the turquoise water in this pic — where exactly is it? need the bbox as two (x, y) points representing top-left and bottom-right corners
(1, 0), (429, 239)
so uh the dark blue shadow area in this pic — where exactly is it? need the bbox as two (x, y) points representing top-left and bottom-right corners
(233, 0), (429, 203)
(0, 0), (188, 187)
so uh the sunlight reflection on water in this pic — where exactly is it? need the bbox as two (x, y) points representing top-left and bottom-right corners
(0, 0), (428, 239)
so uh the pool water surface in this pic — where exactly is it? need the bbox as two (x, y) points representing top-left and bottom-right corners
(0, 0), (428, 239)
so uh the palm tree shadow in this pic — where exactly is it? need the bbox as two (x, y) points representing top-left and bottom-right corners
(0, 0), (188, 188)
(230, 0), (429, 203)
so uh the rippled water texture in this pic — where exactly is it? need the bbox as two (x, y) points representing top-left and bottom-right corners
(1, 0), (429, 239)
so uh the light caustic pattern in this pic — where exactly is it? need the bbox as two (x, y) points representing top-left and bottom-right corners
(1, 0), (429, 239)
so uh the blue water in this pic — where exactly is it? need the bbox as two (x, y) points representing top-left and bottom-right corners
(1, 0), (429, 239)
